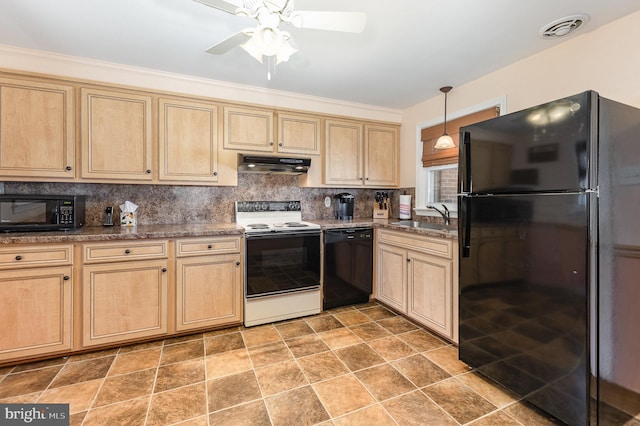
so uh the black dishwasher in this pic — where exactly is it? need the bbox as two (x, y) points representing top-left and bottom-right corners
(323, 228), (373, 310)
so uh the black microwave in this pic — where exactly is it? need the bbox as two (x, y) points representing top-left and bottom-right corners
(0, 194), (85, 232)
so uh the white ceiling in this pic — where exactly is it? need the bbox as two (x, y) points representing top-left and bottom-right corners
(1, 0), (639, 109)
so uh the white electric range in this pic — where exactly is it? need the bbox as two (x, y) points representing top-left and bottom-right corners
(235, 201), (322, 327)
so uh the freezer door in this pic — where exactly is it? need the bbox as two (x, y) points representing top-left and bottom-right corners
(458, 192), (591, 425)
(459, 91), (595, 195)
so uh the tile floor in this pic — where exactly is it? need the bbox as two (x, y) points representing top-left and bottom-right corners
(0, 302), (569, 425)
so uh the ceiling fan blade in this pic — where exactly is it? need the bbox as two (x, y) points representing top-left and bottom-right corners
(290, 11), (366, 33)
(205, 31), (251, 54)
(193, 0), (243, 14)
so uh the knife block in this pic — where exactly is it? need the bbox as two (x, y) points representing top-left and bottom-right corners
(373, 202), (389, 219)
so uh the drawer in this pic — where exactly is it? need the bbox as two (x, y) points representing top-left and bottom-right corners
(176, 237), (241, 257)
(377, 229), (453, 259)
(83, 240), (168, 263)
(0, 244), (73, 269)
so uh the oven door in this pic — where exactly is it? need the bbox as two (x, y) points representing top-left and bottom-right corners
(245, 230), (321, 298)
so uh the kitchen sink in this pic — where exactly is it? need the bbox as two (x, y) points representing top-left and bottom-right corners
(390, 221), (457, 232)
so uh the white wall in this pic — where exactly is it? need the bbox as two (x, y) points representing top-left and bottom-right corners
(400, 9), (640, 187)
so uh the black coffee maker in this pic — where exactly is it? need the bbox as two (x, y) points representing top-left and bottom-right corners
(334, 193), (354, 220)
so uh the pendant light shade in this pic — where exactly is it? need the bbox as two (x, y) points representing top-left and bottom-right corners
(434, 86), (456, 149)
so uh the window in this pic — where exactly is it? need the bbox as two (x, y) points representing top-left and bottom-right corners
(415, 97), (506, 218)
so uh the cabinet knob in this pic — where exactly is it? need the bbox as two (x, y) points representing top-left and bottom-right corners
(162, 268), (167, 273)
(145, 169), (152, 174)
(15, 255), (22, 261)
(63, 275), (70, 281)
(124, 249), (131, 254)
(406, 258), (411, 262)
(278, 143), (282, 147)
(65, 166), (72, 171)
(236, 261), (241, 266)
(213, 171), (218, 176)
(366, 177), (369, 181)
(207, 244), (213, 249)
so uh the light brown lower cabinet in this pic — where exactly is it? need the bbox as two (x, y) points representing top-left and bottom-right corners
(0, 267), (73, 362)
(376, 229), (459, 342)
(81, 240), (170, 347)
(82, 259), (169, 347)
(175, 237), (242, 331)
(0, 244), (74, 363)
(175, 254), (242, 331)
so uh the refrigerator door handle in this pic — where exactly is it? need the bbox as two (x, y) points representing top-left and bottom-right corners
(461, 196), (471, 257)
(461, 131), (472, 193)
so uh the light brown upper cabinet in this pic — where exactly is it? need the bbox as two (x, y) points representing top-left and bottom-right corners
(364, 124), (399, 187)
(80, 87), (153, 181)
(223, 106), (274, 152)
(224, 106), (321, 156)
(324, 119), (363, 186)
(0, 77), (75, 180)
(158, 98), (219, 183)
(324, 119), (399, 187)
(277, 112), (321, 155)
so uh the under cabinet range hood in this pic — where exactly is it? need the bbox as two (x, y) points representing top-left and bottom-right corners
(237, 154), (311, 174)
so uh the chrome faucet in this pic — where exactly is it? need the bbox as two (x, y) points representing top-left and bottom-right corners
(427, 204), (451, 225)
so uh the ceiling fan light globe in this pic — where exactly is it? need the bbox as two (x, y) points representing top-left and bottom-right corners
(434, 134), (455, 149)
(276, 40), (297, 63)
(240, 36), (264, 63)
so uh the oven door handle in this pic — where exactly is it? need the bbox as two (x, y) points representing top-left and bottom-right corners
(245, 230), (321, 239)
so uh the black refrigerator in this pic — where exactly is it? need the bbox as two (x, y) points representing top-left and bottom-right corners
(458, 90), (640, 425)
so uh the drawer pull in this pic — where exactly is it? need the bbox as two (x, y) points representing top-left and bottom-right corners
(63, 275), (70, 281)
(207, 244), (213, 249)
(15, 255), (23, 261)
(124, 249), (131, 255)
(162, 268), (167, 273)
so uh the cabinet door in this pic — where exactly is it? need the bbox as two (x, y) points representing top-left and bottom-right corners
(0, 267), (72, 361)
(159, 98), (219, 183)
(277, 112), (321, 155)
(176, 254), (242, 331)
(83, 259), (168, 347)
(407, 251), (453, 339)
(0, 77), (74, 179)
(223, 106), (274, 152)
(81, 88), (153, 181)
(324, 119), (363, 186)
(364, 124), (398, 187)
(375, 243), (407, 313)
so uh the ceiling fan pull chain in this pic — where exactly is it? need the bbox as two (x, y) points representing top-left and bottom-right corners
(267, 55), (275, 80)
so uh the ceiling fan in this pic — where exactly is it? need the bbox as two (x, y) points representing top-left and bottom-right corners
(193, 0), (366, 74)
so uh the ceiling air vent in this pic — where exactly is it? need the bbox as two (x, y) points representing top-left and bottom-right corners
(539, 14), (590, 39)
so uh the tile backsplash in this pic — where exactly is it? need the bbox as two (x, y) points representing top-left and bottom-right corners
(2, 176), (415, 227)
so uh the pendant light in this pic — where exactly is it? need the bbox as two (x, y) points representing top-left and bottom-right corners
(434, 86), (456, 149)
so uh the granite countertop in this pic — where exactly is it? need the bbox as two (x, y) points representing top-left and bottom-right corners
(313, 218), (458, 240)
(0, 223), (244, 245)
(0, 219), (457, 245)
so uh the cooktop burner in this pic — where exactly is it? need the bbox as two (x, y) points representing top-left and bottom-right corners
(247, 223), (269, 229)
